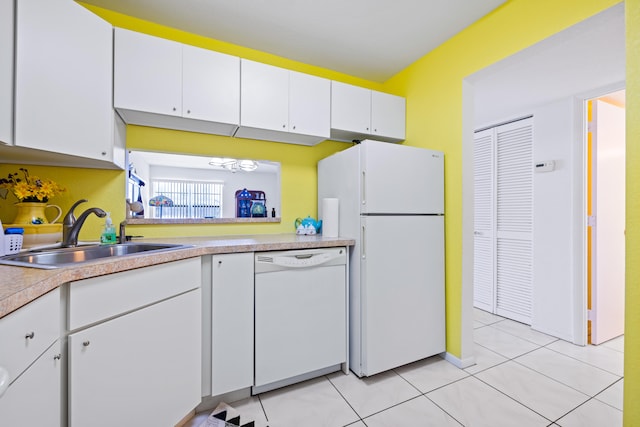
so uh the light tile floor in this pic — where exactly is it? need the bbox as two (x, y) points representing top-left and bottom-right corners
(187, 309), (624, 427)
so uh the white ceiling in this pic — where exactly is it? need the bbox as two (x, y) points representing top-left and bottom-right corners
(81, 0), (506, 82)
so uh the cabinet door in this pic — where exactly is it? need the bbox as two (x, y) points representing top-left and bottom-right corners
(183, 44), (240, 124)
(0, 288), (59, 383)
(0, 0), (12, 145)
(0, 342), (61, 427)
(68, 290), (201, 427)
(371, 90), (406, 141)
(114, 28), (182, 117)
(240, 59), (289, 132)
(289, 71), (330, 138)
(330, 81), (371, 135)
(211, 253), (254, 396)
(15, 0), (114, 161)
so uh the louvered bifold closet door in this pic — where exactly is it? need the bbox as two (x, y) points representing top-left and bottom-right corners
(495, 119), (533, 324)
(473, 129), (495, 312)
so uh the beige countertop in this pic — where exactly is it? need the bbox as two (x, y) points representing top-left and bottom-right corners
(0, 233), (354, 319)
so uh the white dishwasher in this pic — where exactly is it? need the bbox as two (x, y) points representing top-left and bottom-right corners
(253, 247), (348, 394)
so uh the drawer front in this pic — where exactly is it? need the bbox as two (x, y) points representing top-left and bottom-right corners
(0, 289), (60, 383)
(69, 257), (201, 330)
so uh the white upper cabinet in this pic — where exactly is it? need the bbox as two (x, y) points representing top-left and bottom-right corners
(114, 28), (240, 136)
(238, 59), (289, 133)
(14, 0), (123, 168)
(182, 44), (240, 125)
(114, 28), (182, 117)
(236, 59), (330, 146)
(331, 81), (406, 143)
(289, 70), (331, 139)
(0, 0), (13, 145)
(371, 90), (406, 141)
(330, 81), (371, 138)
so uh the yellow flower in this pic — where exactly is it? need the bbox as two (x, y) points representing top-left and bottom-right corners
(0, 168), (65, 202)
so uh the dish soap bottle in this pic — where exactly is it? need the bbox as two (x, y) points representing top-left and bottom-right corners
(100, 212), (117, 244)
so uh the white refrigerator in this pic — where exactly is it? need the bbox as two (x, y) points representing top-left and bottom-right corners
(318, 140), (445, 377)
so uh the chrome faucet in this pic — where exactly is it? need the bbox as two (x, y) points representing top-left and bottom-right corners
(119, 220), (127, 244)
(62, 199), (107, 247)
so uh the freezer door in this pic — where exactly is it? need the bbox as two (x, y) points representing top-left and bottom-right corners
(360, 215), (445, 376)
(360, 140), (444, 214)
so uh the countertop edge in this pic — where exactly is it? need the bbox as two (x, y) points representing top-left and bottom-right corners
(0, 234), (355, 319)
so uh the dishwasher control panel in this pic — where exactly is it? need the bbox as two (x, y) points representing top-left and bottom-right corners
(255, 247), (347, 272)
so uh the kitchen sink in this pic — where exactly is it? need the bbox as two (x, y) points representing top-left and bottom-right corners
(0, 243), (192, 269)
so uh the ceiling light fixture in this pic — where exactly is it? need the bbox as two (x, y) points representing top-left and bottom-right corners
(209, 157), (259, 172)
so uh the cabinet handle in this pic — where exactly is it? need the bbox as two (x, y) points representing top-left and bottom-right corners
(282, 124), (286, 129)
(25, 331), (34, 339)
(366, 127), (369, 131)
(101, 151), (107, 156)
(53, 354), (62, 361)
(187, 110), (191, 114)
(292, 125), (296, 130)
(82, 341), (90, 347)
(374, 128), (377, 132)
(172, 107), (177, 112)
(218, 260), (222, 266)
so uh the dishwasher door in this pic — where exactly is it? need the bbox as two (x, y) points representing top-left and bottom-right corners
(254, 247), (347, 392)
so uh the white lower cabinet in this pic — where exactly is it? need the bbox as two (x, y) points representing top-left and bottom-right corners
(0, 341), (61, 427)
(210, 253), (254, 396)
(67, 258), (202, 427)
(0, 288), (61, 427)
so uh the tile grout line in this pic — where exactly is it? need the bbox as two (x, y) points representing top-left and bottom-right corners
(324, 374), (368, 426)
(475, 311), (624, 424)
(539, 341), (624, 377)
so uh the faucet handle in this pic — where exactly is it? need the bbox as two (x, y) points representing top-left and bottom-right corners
(63, 199), (88, 225)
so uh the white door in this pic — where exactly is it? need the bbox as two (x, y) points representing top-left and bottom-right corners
(68, 290), (201, 427)
(182, 45), (240, 124)
(360, 140), (444, 214)
(113, 28), (182, 116)
(371, 90), (406, 140)
(473, 128), (495, 312)
(360, 215), (445, 376)
(591, 100), (626, 344)
(240, 59), (289, 132)
(473, 118), (533, 324)
(288, 70), (330, 138)
(330, 81), (371, 134)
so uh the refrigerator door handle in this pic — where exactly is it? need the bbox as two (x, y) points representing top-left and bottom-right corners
(361, 224), (366, 259)
(362, 170), (366, 206)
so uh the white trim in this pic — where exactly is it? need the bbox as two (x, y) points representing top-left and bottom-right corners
(442, 351), (476, 369)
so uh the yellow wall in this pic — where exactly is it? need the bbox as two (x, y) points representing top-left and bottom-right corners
(624, 0), (640, 423)
(0, 164), (124, 239)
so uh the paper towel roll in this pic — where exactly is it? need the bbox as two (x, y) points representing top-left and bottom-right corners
(321, 198), (339, 237)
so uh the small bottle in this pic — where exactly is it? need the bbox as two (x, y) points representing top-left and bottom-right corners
(271, 208), (276, 218)
(100, 212), (117, 244)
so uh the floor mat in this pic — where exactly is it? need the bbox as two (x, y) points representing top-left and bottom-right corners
(199, 402), (267, 427)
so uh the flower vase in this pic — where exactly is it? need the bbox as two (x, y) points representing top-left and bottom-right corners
(13, 202), (62, 224)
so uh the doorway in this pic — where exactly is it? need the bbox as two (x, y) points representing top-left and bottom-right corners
(587, 91), (626, 345)
(462, 4), (625, 362)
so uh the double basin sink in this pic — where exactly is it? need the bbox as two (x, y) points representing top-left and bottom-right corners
(0, 243), (191, 269)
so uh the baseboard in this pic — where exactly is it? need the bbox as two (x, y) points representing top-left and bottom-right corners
(442, 351), (476, 369)
(195, 388), (252, 413)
